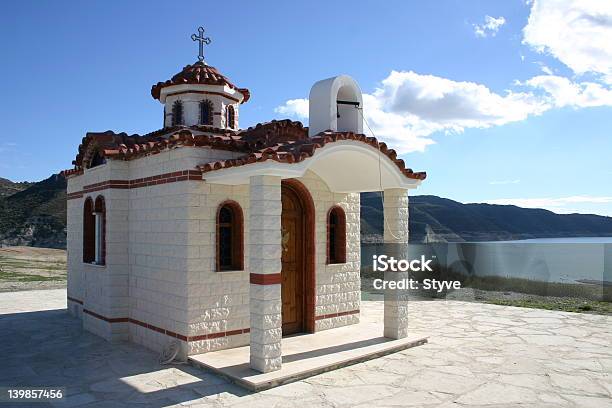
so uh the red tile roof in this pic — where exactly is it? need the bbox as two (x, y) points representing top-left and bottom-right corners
(151, 61), (250, 102)
(65, 120), (426, 181)
(71, 125), (247, 170)
(198, 128), (427, 180)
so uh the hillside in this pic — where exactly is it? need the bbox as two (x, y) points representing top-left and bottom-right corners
(0, 177), (34, 197)
(1, 175), (611, 248)
(0, 174), (67, 248)
(361, 193), (612, 243)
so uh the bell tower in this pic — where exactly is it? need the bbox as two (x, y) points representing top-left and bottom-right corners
(308, 75), (363, 137)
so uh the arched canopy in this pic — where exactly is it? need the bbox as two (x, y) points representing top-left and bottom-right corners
(203, 140), (423, 192)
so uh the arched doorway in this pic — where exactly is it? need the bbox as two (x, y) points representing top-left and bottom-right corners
(280, 179), (315, 335)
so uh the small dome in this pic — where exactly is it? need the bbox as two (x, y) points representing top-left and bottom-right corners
(151, 61), (250, 102)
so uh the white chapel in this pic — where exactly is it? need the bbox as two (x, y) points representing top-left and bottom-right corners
(63, 29), (425, 373)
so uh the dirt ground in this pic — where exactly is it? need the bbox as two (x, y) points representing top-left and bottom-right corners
(0, 246), (67, 292)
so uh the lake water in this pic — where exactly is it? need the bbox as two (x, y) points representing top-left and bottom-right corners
(362, 238), (612, 285)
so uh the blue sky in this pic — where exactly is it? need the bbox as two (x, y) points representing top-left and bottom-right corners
(1, 1), (611, 215)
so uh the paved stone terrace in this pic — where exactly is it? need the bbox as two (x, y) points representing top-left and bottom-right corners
(0, 289), (610, 407)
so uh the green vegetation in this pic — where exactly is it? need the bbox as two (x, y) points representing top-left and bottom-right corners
(0, 256), (66, 271)
(0, 174), (66, 248)
(362, 263), (610, 315)
(0, 177), (33, 197)
(0, 270), (65, 282)
(362, 265), (608, 301)
(458, 274), (605, 300)
(486, 297), (612, 314)
(0, 248), (67, 287)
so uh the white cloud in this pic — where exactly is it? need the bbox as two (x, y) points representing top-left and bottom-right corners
(275, 69), (612, 154)
(474, 15), (506, 38)
(377, 71), (548, 126)
(482, 196), (612, 216)
(489, 179), (521, 185)
(274, 2), (612, 154)
(274, 98), (309, 119)
(522, 75), (612, 107)
(275, 71), (549, 153)
(541, 66), (553, 75)
(523, 0), (612, 84)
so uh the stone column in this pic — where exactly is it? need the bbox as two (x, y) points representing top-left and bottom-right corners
(383, 188), (410, 339)
(249, 175), (283, 372)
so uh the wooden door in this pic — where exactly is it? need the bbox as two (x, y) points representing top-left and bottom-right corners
(281, 186), (305, 335)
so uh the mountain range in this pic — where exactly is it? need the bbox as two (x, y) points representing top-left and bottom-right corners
(1, 175), (611, 248)
(361, 193), (612, 242)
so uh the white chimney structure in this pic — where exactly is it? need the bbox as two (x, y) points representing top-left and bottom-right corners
(308, 75), (364, 137)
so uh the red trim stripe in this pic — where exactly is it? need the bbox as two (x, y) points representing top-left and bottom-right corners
(67, 170), (203, 200)
(84, 309), (128, 323)
(67, 192), (84, 200)
(75, 300), (359, 338)
(187, 328), (250, 342)
(80, 305), (249, 342)
(67, 296), (84, 305)
(164, 90), (241, 103)
(249, 273), (282, 285)
(315, 309), (360, 321)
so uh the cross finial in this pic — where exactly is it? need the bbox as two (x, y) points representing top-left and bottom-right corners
(191, 27), (211, 62)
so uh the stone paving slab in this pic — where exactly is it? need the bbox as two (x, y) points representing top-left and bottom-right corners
(0, 289), (610, 407)
(190, 320), (427, 391)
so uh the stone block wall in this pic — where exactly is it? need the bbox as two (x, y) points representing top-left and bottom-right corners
(184, 181), (251, 355)
(66, 173), (85, 319)
(66, 146), (362, 358)
(66, 161), (130, 342)
(126, 147), (240, 357)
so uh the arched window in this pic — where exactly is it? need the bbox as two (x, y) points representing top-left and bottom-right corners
(94, 196), (106, 265)
(83, 198), (95, 263)
(327, 206), (346, 264)
(83, 196), (106, 265)
(171, 100), (184, 126)
(216, 201), (244, 271)
(199, 100), (213, 125)
(226, 105), (236, 129)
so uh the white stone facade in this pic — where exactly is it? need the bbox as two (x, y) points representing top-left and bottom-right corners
(66, 61), (425, 375)
(66, 146), (362, 361)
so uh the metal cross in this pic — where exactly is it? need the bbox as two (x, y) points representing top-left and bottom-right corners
(191, 27), (211, 62)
